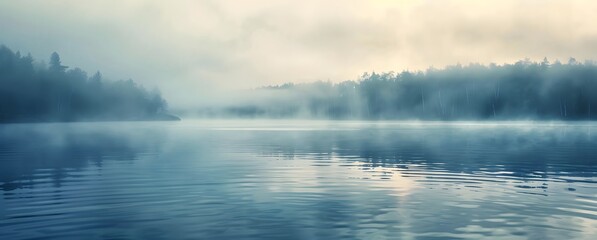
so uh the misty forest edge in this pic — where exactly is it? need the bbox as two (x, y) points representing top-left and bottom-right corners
(0, 45), (179, 123)
(205, 58), (597, 120)
(2, 45), (597, 122)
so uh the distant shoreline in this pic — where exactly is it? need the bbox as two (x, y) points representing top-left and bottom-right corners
(0, 113), (181, 124)
(0, 45), (173, 124)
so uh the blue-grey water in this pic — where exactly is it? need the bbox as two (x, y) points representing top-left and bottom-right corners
(0, 120), (596, 239)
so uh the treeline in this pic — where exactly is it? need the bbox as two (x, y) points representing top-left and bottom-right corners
(0, 45), (174, 122)
(218, 58), (597, 120)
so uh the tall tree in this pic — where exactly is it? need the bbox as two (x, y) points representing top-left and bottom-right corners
(49, 52), (67, 73)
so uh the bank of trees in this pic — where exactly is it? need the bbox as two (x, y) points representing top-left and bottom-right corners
(0, 45), (169, 122)
(224, 58), (597, 120)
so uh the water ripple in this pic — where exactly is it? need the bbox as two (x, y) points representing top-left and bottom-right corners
(0, 121), (596, 239)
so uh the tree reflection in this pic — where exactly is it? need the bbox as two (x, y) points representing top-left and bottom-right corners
(0, 123), (164, 191)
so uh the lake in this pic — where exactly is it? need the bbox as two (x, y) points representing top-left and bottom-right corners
(0, 120), (596, 239)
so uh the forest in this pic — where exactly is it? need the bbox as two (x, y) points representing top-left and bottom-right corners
(0, 45), (174, 122)
(4, 43), (597, 121)
(217, 58), (597, 120)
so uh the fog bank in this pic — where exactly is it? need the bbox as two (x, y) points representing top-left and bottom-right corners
(195, 59), (597, 120)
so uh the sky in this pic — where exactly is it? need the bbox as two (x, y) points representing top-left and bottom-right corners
(1, 0), (597, 107)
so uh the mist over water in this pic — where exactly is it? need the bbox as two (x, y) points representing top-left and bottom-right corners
(2, 1), (597, 239)
(192, 60), (597, 121)
(1, 120), (595, 239)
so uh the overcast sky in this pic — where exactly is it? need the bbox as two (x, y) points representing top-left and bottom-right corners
(1, 0), (596, 107)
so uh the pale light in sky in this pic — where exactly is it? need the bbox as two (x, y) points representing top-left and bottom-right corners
(1, 0), (596, 107)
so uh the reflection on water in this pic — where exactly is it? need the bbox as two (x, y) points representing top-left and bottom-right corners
(0, 120), (596, 239)
(0, 123), (165, 191)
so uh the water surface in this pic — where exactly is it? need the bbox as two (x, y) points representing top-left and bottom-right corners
(0, 120), (596, 239)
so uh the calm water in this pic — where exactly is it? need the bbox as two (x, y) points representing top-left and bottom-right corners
(0, 120), (596, 239)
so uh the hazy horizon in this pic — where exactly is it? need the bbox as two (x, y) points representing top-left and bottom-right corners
(2, 2), (597, 238)
(2, 0), (597, 108)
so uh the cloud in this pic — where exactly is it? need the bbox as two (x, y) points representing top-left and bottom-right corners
(1, 0), (596, 108)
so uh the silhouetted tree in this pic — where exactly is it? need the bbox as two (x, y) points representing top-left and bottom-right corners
(49, 52), (67, 73)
